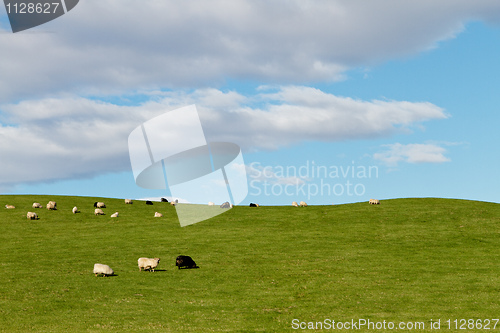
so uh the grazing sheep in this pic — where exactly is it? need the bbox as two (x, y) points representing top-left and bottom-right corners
(96, 202), (106, 208)
(208, 202), (215, 206)
(46, 201), (57, 210)
(146, 200), (153, 205)
(124, 199), (133, 204)
(110, 212), (119, 218)
(161, 198), (169, 203)
(220, 201), (231, 208)
(299, 201), (308, 207)
(93, 263), (114, 277)
(249, 203), (259, 207)
(5, 205), (15, 209)
(26, 212), (38, 220)
(94, 208), (105, 215)
(154, 212), (163, 217)
(292, 201), (299, 207)
(72, 206), (79, 214)
(369, 199), (380, 205)
(176, 255), (199, 269)
(170, 201), (176, 206)
(32, 203), (42, 209)
(138, 257), (160, 272)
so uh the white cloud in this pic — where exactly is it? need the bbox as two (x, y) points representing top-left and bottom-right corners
(0, 86), (448, 187)
(199, 86), (448, 149)
(374, 143), (452, 166)
(1, 1), (500, 100)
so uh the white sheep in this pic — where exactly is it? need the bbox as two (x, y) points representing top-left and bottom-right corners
(93, 263), (114, 277)
(32, 203), (42, 209)
(124, 199), (133, 204)
(110, 212), (119, 218)
(96, 202), (106, 208)
(299, 201), (308, 207)
(369, 199), (380, 205)
(5, 205), (15, 209)
(154, 212), (163, 217)
(292, 201), (299, 207)
(72, 206), (79, 214)
(94, 208), (105, 215)
(46, 201), (57, 210)
(208, 202), (215, 206)
(26, 212), (38, 220)
(138, 257), (161, 272)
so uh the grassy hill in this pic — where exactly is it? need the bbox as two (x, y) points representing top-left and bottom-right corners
(0, 195), (499, 332)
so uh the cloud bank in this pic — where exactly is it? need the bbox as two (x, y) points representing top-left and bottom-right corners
(0, 87), (448, 188)
(1, 1), (500, 100)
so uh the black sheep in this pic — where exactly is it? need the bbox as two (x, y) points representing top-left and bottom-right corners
(176, 255), (199, 269)
(161, 198), (169, 203)
(146, 200), (153, 205)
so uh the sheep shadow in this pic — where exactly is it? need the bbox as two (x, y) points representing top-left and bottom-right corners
(138, 269), (168, 272)
(94, 273), (118, 278)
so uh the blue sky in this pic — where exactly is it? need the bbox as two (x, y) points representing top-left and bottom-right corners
(0, 1), (499, 206)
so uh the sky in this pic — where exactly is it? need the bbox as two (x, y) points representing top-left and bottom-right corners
(0, 0), (499, 206)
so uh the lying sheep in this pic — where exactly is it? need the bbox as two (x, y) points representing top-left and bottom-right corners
(124, 199), (133, 204)
(369, 199), (380, 205)
(110, 212), (119, 218)
(94, 208), (105, 215)
(72, 206), (79, 214)
(93, 263), (114, 277)
(208, 202), (215, 206)
(161, 198), (169, 203)
(176, 255), (199, 269)
(32, 203), (42, 209)
(146, 200), (153, 205)
(27, 212), (38, 220)
(46, 201), (57, 210)
(292, 201), (299, 207)
(299, 201), (308, 207)
(138, 257), (160, 272)
(5, 205), (15, 209)
(249, 203), (259, 207)
(154, 212), (163, 217)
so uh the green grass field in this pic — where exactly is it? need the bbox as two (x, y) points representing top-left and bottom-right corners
(0, 195), (499, 332)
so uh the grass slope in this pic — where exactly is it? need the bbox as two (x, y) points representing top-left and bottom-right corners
(0, 196), (499, 332)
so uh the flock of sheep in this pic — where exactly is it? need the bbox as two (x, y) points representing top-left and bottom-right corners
(4, 198), (202, 277)
(93, 255), (199, 277)
(7, 197), (382, 222)
(7, 197), (382, 221)
(15, 199), (173, 220)
(6, 197), (382, 277)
